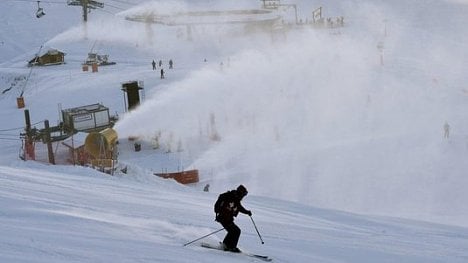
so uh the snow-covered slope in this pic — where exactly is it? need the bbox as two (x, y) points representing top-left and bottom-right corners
(1, 163), (468, 263)
(1, 0), (468, 262)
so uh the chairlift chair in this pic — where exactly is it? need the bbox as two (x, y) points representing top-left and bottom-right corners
(36, 1), (45, 18)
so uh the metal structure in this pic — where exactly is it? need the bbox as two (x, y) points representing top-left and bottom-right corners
(312, 7), (322, 22)
(125, 9), (281, 26)
(121, 81), (144, 112)
(36, 1), (45, 18)
(84, 128), (118, 174)
(261, 0), (281, 9)
(84, 53), (115, 66)
(62, 103), (112, 133)
(67, 0), (104, 22)
(261, 0), (298, 24)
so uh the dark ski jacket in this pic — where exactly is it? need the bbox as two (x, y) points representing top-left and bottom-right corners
(214, 190), (249, 223)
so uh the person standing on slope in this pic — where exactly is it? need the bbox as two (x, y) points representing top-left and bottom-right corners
(444, 121), (450, 139)
(214, 185), (252, 252)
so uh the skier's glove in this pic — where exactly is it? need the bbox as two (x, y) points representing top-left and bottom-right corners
(246, 210), (252, 216)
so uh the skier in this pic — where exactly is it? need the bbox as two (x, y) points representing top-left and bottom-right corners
(159, 60), (162, 67)
(152, 60), (156, 70)
(214, 185), (252, 253)
(444, 121), (450, 139)
(169, 59), (173, 69)
(160, 68), (165, 79)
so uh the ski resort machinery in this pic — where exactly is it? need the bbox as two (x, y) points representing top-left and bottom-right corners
(62, 103), (112, 133)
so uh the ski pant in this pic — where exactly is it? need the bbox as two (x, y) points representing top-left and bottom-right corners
(220, 221), (241, 249)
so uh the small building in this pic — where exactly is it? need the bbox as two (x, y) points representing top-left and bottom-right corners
(28, 48), (66, 67)
(62, 103), (112, 133)
(154, 169), (200, 184)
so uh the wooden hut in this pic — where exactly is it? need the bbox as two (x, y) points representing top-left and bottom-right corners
(28, 49), (65, 67)
(154, 169), (200, 184)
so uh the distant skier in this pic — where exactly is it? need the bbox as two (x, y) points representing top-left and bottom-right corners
(444, 121), (450, 139)
(159, 60), (162, 67)
(160, 68), (165, 79)
(169, 59), (173, 69)
(152, 60), (156, 70)
(214, 185), (252, 253)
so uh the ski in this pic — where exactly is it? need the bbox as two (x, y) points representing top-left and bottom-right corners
(201, 242), (272, 262)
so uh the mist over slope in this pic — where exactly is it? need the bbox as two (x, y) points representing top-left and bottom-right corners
(111, 0), (468, 226)
(1, 0), (468, 228)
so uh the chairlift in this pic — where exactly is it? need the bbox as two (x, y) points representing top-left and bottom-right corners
(36, 1), (45, 18)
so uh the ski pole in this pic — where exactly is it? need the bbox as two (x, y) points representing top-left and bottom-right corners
(249, 216), (264, 244)
(183, 228), (224, 247)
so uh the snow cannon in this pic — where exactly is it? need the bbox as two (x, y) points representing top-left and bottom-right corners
(84, 128), (118, 159)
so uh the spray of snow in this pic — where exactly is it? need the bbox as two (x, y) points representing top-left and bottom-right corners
(112, 0), (468, 226)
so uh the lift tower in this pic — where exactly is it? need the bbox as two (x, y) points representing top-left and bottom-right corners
(67, 0), (104, 22)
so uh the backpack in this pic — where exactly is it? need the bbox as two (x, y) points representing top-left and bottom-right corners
(214, 192), (227, 214)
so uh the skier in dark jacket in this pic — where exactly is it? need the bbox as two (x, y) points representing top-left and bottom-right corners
(214, 185), (252, 252)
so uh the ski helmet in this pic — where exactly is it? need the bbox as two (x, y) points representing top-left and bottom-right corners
(237, 185), (248, 196)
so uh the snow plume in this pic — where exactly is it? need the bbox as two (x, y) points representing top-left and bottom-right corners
(47, 1), (190, 48)
(115, 28), (375, 201)
(46, 18), (151, 48)
(114, 30), (372, 138)
(116, 0), (468, 226)
(47, 0), (264, 51)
